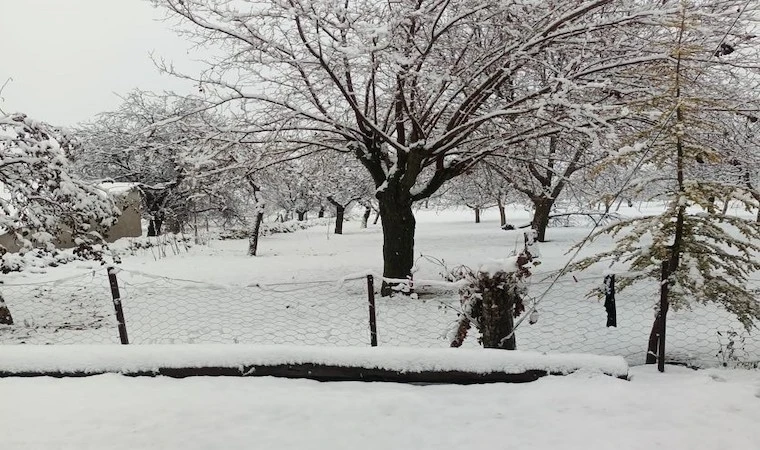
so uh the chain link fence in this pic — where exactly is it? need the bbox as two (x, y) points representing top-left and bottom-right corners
(1, 268), (757, 368)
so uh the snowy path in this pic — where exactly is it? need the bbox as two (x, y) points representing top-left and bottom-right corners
(1, 366), (758, 450)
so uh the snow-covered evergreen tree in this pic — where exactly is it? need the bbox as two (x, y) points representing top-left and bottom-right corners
(574, 1), (760, 330)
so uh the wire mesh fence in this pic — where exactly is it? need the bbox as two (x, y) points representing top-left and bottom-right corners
(0, 272), (117, 344)
(0, 268), (757, 368)
(518, 276), (760, 368)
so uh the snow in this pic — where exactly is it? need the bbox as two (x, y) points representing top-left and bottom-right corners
(0, 204), (758, 449)
(0, 366), (758, 450)
(1, 204), (757, 367)
(0, 344), (629, 378)
(97, 182), (139, 196)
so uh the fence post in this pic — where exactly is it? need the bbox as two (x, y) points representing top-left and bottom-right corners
(107, 267), (130, 345)
(658, 261), (670, 372)
(604, 274), (617, 327)
(367, 275), (378, 347)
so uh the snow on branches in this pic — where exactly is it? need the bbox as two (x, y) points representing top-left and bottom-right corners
(0, 113), (119, 259)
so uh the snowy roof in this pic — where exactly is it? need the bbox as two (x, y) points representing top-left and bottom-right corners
(97, 182), (140, 195)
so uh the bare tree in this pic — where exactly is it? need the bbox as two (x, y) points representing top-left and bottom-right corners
(312, 152), (374, 234)
(154, 0), (672, 293)
(486, 133), (605, 241)
(75, 91), (241, 236)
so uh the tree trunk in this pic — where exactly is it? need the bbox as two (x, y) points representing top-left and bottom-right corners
(247, 211), (264, 256)
(0, 294), (13, 325)
(296, 211), (306, 221)
(479, 274), (517, 350)
(646, 314), (661, 364)
(168, 218), (181, 234)
(531, 197), (554, 242)
(361, 206), (371, 228)
(147, 218), (163, 237)
(373, 209), (380, 225)
(318, 206), (325, 218)
(334, 205), (345, 234)
(378, 193), (416, 296)
(474, 207), (481, 224)
(497, 199), (506, 227)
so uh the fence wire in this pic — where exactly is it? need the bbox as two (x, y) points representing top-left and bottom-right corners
(0, 272), (117, 344)
(0, 268), (757, 368)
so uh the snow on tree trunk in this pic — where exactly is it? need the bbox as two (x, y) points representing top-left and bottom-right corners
(449, 257), (532, 348)
(361, 205), (371, 228)
(247, 204), (265, 256)
(147, 218), (163, 237)
(0, 294), (12, 325)
(478, 271), (520, 350)
(646, 314), (662, 364)
(378, 192), (415, 296)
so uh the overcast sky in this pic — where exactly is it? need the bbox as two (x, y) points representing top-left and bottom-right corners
(0, 0), (202, 126)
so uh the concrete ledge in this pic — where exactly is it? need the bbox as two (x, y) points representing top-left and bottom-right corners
(0, 344), (629, 383)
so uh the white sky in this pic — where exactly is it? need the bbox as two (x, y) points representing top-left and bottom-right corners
(0, 0), (203, 126)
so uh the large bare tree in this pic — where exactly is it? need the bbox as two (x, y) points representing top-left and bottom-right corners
(154, 0), (671, 292)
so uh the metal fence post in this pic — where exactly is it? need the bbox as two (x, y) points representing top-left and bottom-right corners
(367, 275), (378, 347)
(604, 274), (617, 327)
(658, 261), (670, 372)
(107, 267), (129, 345)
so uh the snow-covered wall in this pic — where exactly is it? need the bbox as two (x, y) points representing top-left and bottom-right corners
(0, 345), (629, 382)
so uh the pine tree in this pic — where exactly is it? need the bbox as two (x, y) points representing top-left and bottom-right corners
(574, 1), (760, 330)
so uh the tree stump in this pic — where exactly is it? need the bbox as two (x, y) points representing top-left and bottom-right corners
(0, 294), (13, 325)
(478, 272), (518, 350)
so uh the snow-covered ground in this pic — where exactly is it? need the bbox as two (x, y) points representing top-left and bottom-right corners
(1, 366), (758, 450)
(1, 204), (758, 367)
(1, 204), (758, 449)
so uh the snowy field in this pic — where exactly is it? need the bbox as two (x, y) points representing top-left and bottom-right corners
(1, 366), (759, 450)
(1, 204), (759, 450)
(1, 204), (758, 367)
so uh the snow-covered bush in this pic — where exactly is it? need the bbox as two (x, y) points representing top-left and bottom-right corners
(118, 234), (193, 258)
(0, 112), (119, 324)
(219, 218), (333, 240)
(0, 113), (119, 251)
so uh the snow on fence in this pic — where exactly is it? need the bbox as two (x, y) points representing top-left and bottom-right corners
(0, 268), (757, 368)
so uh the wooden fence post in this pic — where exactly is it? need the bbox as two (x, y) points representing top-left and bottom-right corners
(107, 267), (129, 345)
(367, 275), (378, 347)
(658, 261), (670, 372)
(604, 274), (617, 327)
